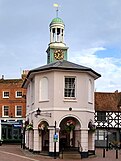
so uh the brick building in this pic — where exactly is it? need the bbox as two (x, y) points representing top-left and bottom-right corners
(0, 72), (27, 143)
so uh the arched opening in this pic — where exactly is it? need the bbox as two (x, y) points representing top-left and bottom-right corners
(59, 116), (81, 151)
(38, 121), (49, 151)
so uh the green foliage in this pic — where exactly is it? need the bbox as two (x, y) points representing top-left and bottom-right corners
(88, 121), (96, 132)
(26, 123), (33, 130)
(65, 120), (75, 132)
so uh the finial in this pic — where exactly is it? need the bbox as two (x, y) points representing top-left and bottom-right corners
(53, 3), (59, 17)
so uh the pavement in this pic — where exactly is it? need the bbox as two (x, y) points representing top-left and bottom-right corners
(0, 144), (121, 161)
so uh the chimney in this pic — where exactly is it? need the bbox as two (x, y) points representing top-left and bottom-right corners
(115, 90), (118, 93)
(21, 70), (29, 80)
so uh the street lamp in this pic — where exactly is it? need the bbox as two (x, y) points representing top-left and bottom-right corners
(36, 108), (41, 115)
(21, 128), (23, 148)
(35, 108), (51, 117)
(23, 126), (26, 149)
(21, 120), (26, 149)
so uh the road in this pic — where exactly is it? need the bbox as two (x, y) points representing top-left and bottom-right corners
(0, 150), (40, 161)
(0, 145), (46, 161)
(0, 144), (121, 161)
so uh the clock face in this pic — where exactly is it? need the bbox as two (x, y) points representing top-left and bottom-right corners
(54, 49), (64, 60)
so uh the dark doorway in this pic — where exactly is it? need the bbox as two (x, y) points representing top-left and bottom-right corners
(59, 117), (81, 151)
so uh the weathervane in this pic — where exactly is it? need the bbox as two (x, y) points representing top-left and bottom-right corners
(53, 3), (59, 17)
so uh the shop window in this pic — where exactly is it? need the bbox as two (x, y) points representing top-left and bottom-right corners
(3, 91), (9, 98)
(64, 77), (76, 98)
(96, 129), (107, 141)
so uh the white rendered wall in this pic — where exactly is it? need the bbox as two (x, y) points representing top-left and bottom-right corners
(25, 69), (95, 153)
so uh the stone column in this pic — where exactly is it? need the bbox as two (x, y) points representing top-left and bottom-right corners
(50, 28), (53, 42)
(92, 132), (95, 151)
(49, 128), (54, 153)
(29, 130), (33, 151)
(49, 128), (59, 156)
(63, 29), (64, 42)
(80, 129), (88, 158)
(25, 130), (29, 148)
(60, 28), (62, 42)
(88, 132), (95, 151)
(33, 129), (40, 152)
(55, 28), (57, 42)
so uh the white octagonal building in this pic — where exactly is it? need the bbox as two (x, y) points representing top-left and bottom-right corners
(22, 16), (101, 158)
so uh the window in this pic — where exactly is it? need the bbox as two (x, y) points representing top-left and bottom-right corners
(97, 112), (106, 121)
(16, 91), (22, 98)
(16, 106), (22, 117)
(3, 106), (9, 117)
(64, 77), (75, 98)
(95, 129), (107, 141)
(39, 77), (49, 101)
(3, 91), (9, 98)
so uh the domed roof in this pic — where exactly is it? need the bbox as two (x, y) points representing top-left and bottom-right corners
(50, 17), (64, 25)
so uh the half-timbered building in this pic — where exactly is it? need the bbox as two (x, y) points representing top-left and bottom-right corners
(95, 91), (121, 148)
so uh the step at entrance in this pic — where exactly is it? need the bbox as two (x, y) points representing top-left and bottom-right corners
(60, 150), (81, 159)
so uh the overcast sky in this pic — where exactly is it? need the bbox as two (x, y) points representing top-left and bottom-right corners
(0, 0), (121, 92)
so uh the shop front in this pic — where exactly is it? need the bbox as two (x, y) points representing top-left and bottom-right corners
(1, 120), (22, 143)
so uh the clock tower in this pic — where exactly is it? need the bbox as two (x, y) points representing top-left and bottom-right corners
(46, 17), (68, 64)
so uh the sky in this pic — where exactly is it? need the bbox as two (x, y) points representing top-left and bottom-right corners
(0, 0), (121, 92)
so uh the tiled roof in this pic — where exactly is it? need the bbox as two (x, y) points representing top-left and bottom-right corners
(0, 79), (23, 84)
(95, 92), (121, 111)
(22, 60), (101, 88)
(30, 60), (91, 71)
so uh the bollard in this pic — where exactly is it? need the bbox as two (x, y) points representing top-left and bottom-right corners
(116, 149), (118, 159)
(61, 148), (64, 159)
(103, 148), (105, 158)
